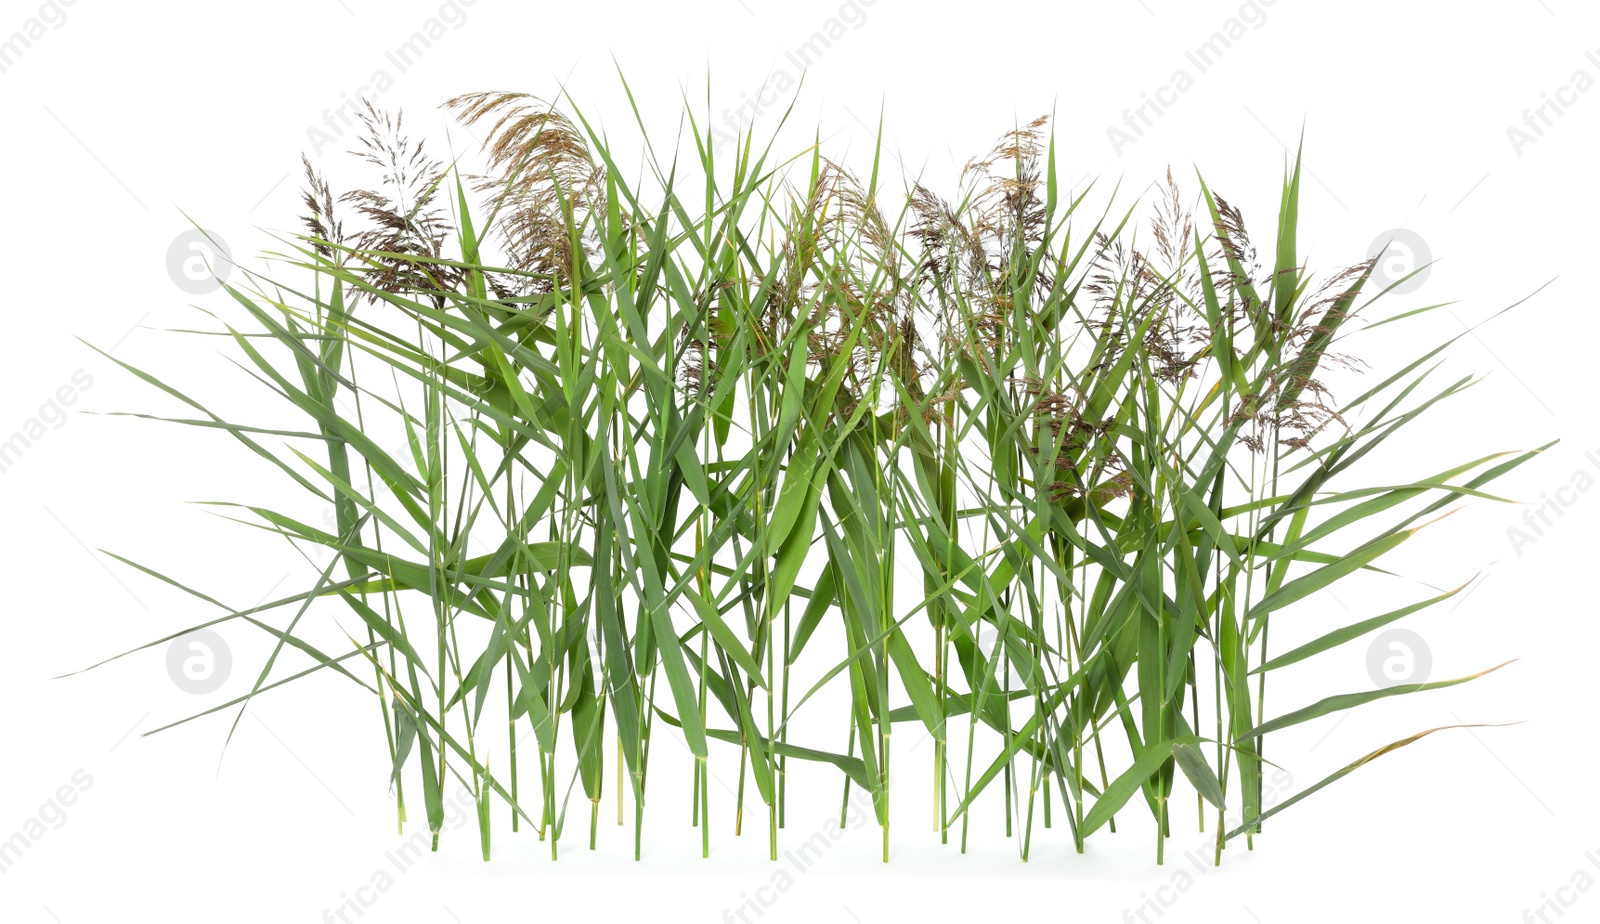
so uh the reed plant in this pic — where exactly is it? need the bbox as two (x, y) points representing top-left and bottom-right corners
(83, 88), (1547, 865)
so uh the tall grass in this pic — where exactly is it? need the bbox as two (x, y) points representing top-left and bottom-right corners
(83, 88), (1548, 864)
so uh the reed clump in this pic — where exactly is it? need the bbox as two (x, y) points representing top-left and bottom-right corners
(85, 88), (1546, 865)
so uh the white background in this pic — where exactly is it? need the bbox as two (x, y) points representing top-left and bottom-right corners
(1, 1), (1596, 922)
